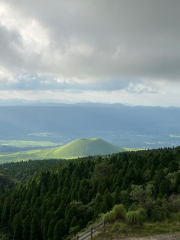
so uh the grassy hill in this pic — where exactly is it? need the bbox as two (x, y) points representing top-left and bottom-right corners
(0, 138), (125, 163)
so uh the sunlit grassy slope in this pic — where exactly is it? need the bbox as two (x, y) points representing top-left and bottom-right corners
(0, 140), (62, 148)
(0, 138), (125, 163)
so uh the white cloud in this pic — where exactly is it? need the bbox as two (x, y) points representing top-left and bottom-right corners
(0, 0), (180, 106)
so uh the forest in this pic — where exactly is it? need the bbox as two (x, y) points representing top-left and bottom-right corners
(0, 147), (180, 240)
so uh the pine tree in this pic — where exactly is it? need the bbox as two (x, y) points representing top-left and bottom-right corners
(65, 205), (76, 230)
(159, 179), (171, 196)
(42, 211), (51, 240)
(95, 193), (103, 203)
(13, 213), (22, 240)
(70, 216), (78, 228)
(1, 196), (11, 224)
(22, 215), (31, 240)
(78, 219), (84, 230)
(99, 201), (107, 213)
(168, 161), (179, 173)
(113, 187), (120, 205)
(54, 219), (65, 240)
(30, 213), (42, 240)
(104, 191), (113, 210)
(176, 172), (180, 192)
(47, 219), (55, 240)
(54, 206), (64, 222)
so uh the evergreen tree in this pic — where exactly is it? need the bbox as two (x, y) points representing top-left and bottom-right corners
(13, 213), (22, 240)
(104, 191), (113, 210)
(113, 187), (120, 205)
(99, 202), (107, 213)
(22, 215), (31, 240)
(168, 161), (179, 173)
(78, 219), (84, 229)
(54, 219), (65, 240)
(54, 206), (64, 222)
(65, 205), (76, 229)
(1, 196), (11, 223)
(159, 179), (171, 196)
(71, 216), (78, 227)
(30, 213), (42, 240)
(176, 172), (180, 192)
(47, 219), (55, 240)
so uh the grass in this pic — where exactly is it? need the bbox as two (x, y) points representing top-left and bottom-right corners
(124, 147), (146, 151)
(94, 213), (180, 240)
(0, 140), (62, 148)
(0, 138), (125, 163)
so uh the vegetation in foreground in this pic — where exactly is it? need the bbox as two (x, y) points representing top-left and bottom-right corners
(95, 213), (180, 240)
(0, 138), (125, 163)
(94, 204), (180, 239)
(0, 146), (180, 239)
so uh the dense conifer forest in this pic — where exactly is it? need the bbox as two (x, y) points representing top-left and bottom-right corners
(1, 147), (180, 239)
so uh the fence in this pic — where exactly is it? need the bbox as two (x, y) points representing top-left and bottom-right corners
(72, 221), (105, 240)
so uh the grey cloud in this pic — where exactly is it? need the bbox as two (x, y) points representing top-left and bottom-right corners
(0, 24), (24, 71)
(0, 0), (180, 91)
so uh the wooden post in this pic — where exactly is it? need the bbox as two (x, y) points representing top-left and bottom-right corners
(77, 236), (79, 240)
(91, 228), (93, 240)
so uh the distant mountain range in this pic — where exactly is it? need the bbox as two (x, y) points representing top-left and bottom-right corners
(0, 102), (180, 149)
(0, 138), (125, 163)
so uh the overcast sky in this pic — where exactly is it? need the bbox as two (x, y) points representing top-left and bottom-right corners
(0, 0), (180, 106)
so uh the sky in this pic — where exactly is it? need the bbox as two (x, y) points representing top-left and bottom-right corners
(0, 0), (180, 106)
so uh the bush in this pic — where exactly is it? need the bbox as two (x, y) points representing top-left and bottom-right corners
(113, 204), (126, 219)
(128, 203), (139, 211)
(125, 208), (147, 225)
(110, 222), (126, 233)
(125, 211), (138, 224)
(162, 194), (180, 213)
(104, 211), (115, 223)
(104, 204), (126, 223)
(138, 208), (148, 222)
(149, 203), (167, 221)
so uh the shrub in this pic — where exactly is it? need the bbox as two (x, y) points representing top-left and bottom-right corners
(119, 222), (126, 232)
(128, 203), (139, 211)
(170, 212), (180, 222)
(104, 204), (126, 223)
(104, 211), (115, 223)
(110, 222), (126, 233)
(138, 208), (148, 222)
(125, 208), (147, 225)
(125, 211), (138, 224)
(110, 222), (119, 233)
(162, 194), (180, 213)
(113, 204), (126, 219)
(149, 203), (167, 221)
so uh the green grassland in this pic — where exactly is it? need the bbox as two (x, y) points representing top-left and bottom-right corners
(0, 138), (125, 163)
(124, 147), (145, 151)
(0, 140), (62, 148)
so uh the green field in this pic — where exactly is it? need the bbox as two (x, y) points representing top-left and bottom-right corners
(0, 140), (63, 148)
(0, 138), (125, 163)
(124, 147), (145, 151)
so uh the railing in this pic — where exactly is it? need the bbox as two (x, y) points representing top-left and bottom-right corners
(72, 221), (105, 240)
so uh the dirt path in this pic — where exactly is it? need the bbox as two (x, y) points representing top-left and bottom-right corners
(118, 232), (180, 240)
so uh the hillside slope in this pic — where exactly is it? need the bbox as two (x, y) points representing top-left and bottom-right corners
(0, 138), (125, 163)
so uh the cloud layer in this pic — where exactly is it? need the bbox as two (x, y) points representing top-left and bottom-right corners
(0, 0), (180, 105)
